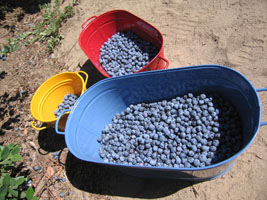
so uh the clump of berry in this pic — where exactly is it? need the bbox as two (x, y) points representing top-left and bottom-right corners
(97, 92), (243, 168)
(99, 31), (158, 76)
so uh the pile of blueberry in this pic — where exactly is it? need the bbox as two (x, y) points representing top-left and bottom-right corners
(97, 92), (243, 168)
(54, 93), (79, 117)
(99, 31), (159, 77)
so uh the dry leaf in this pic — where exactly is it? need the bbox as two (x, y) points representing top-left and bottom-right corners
(29, 141), (37, 151)
(46, 166), (54, 178)
(24, 128), (28, 135)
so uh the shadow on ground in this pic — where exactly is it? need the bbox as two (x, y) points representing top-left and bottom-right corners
(37, 127), (66, 153)
(0, 0), (50, 21)
(65, 152), (193, 198)
(0, 91), (28, 135)
(79, 59), (106, 88)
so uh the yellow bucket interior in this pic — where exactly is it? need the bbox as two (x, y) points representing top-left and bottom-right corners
(31, 72), (86, 123)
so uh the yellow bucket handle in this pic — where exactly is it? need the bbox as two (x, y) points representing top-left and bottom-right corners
(31, 120), (47, 131)
(77, 71), (89, 93)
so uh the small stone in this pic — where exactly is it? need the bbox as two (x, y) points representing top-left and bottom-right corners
(59, 192), (64, 198)
(33, 166), (41, 171)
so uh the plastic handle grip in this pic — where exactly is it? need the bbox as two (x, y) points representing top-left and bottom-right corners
(81, 16), (97, 29)
(159, 56), (169, 69)
(55, 109), (71, 135)
(77, 71), (89, 92)
(31, 120), (47, 131)
(256, 88), (267, 126)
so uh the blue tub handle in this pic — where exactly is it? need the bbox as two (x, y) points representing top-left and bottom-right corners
(256, 88), (267, 126)
(55, 109), (71, 135)
(256, 88), (267, 92)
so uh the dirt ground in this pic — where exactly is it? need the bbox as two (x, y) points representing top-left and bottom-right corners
(1, 0), (267, 199)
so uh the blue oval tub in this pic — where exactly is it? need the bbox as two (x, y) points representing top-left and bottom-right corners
(56, 65), (267, 181)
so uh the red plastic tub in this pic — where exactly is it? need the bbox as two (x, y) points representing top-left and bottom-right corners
(79, 10), (169, 78)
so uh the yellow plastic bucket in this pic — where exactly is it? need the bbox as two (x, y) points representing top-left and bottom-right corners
(30, 71), (88, 131)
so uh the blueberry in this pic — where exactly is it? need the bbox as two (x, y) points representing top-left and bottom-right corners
(200, 94), (206, 99)
(33, 166), (41, 171)
(59, 192), (64, 198)
(180, 132), (186, 138)
(152, 134), (159, 140)
(193, 159), (200, 167)
(185, 162), (191, 168)
(200, 162), (206, 167)
(176, 146), (183, 152)
(210, 146), (217, 152)
(201, 139), (208, 145)
(157, 148), (163, 154)
(199, 154), (207, 162)
(202, 146), (209, 152)
(112, 153), (119, 160)
(207, 152), (215, 158)
(191, 145), (197, 152)
(187, 157), (194, 163)
(180, 153), (186, 158)
(184, 110), (190, 116)
(175, 156), (181, 164)
(199, 100), (204, 105)
(213, 127), (219, 132)
(153, 146), (158, 152)
(205, 158), (212, 165)
(27, 180), (32, 186)
(188, 150), (194, 157)
(150, 159), (157, 166)
(213, 139), (220, 147)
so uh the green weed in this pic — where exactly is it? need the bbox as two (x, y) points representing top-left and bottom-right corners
(0, 144), (38, 200)
(1, 0), (77, 55)
(1, 39), (19, 54)
(25, 0), (76, 53)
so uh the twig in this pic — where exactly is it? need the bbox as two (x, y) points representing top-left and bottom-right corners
(36, 174), (56, 198)
(34, 173), (45, 191)
(36, 186), (47, 199)
(47, 187), (56, 199)
(191, 184), (199, 198)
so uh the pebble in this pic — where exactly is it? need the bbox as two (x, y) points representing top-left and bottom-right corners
(59, 192), (64, 198)
(33, 166), (41, 171)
